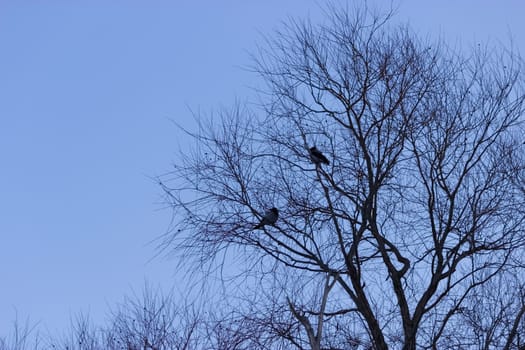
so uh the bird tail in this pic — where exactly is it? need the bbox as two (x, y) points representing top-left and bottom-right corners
(253, 223), (264, 230)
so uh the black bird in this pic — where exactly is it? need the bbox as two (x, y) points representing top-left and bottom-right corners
(309, 146), (330, 166)
(254, 207), (279, 229)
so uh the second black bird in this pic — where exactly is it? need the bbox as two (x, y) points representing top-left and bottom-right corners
(254, 207), (279, 229)
(309, 146), (330, 166)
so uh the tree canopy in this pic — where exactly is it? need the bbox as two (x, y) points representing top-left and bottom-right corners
(159, 5), (525, 350)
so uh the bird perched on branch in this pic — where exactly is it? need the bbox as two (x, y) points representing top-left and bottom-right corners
(254, 207), (279, 229)
(309, 146), (330, 166)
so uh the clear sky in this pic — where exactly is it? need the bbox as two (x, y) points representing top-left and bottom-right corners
(0, 0), (523, 336)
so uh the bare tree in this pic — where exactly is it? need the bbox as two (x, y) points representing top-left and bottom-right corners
(0, 316), (40, 350)
(51, 313), (104, 350)
(159, 4), (525, 350)
(42, 284), (204, 350)
(104, 285), (201, 350)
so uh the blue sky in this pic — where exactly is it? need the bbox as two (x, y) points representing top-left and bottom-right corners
(0, 0), (523, 336)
